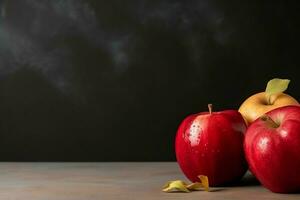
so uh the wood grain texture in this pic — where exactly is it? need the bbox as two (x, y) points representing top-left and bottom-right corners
(0, 162), (298, 200)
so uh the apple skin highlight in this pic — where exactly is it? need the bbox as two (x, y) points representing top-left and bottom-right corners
(244, 105), (300, 193)
(175, 107), (248, 186)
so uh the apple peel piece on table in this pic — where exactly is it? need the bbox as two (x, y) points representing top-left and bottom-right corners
(186, 175), (209, 192)
(162, 175), (209, 193)
(162, 180), (190, 193)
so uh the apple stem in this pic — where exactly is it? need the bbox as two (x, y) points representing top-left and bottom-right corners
(208, 104), (213, 114)
(267, 95), (271, 105)
(267, 94), (273, 105)
(260, 114), (279, 128)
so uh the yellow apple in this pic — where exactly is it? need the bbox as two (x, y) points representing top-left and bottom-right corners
(239, 92), (299, 124)
(239, 78), (299, 124)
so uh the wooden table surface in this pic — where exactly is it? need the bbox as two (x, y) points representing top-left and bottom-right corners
(0, 162), (298, 200)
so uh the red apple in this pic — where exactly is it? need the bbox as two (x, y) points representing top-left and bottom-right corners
(175, 104), (247, 186)
(244, 105), (300, 193)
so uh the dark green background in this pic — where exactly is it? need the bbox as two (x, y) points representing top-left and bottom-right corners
(0, 0), (299, 161)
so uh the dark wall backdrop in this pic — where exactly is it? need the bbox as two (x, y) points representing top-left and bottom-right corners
(0, 0), (299, 161)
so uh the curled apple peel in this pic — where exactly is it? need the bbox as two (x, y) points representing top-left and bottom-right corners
(162, 175), (209, 193)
